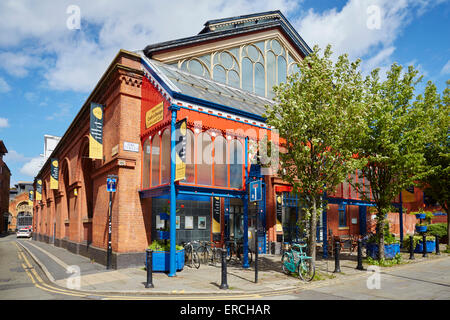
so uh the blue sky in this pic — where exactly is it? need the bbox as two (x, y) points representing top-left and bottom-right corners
(0, 0), (449, 186)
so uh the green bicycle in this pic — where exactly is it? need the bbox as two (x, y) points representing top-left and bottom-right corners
(281, 243), (315, 281)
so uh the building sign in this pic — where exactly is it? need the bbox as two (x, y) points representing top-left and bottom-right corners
(123, 141), (139, 153)
(276, 194), (283, 232)
(36, 179), (42, 201)
(107, 177), (117, 192)
(50, 159), (59, 189)
(212, 196), (221, 234)
(145, 102), (164, 129)
(174, 118), (187, 182)
(249, 180), (262, 202)
(89, 102), (104, 159)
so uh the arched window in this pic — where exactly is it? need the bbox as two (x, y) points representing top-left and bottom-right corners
(183, 129), (195, 184)
(142, 139), (151, 189)
(214, 136), (228, 187)
(197, 132), (212, 185)
(230, 139), (243, 189)
(161, 129), (171, 184)
(151, 135), (160, 187)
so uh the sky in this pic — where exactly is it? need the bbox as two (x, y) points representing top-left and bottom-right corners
(0, 0), (449, 186)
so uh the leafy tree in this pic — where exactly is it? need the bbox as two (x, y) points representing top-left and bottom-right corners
(354, 64), (435, 258)
(420, 80), (449, 246)
(264, 45), (367, 263)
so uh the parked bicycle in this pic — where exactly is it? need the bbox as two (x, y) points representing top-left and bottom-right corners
(225, 239), (253, 265)
(183, 241), (200, 269)
(281, 243), (315, 281)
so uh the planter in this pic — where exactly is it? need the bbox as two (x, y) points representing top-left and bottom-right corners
(415, 225), (428, 233)
(366, 243), (400, 259)
(415, 213), (426, 219)
(157, 231), (170, 240)
(146, 249), (185, 272)
(414, 240), (435, 253)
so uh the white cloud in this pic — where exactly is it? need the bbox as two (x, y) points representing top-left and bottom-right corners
(45, 103), (72, 120)
(441, 60), (450, 75)
(20, 156), (45, 178)
(0, 117), (9, 127)
(3, 150), (29, 163)
(0, 0), (300, 93)
(293, 0), (445, 75)
(0, 77), (11, 93)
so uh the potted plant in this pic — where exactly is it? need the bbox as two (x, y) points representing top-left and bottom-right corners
(415, 223), (428, 233)
(146, 240), (185, 272)
(366, 223), (400, 259)
(403, 235), (436, 253)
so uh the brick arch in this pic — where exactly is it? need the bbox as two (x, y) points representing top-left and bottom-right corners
(77, 136), (94, 219)
(60, 158), (71, 222)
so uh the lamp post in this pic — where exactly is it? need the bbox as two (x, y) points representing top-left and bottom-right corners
(106, 174), (117, 270)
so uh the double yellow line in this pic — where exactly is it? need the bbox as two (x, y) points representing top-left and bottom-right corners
(15, 242), (88, 298)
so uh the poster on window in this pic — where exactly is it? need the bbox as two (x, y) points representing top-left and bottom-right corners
(185, 216), (193, 229)
(198, 216), (206, 230)
(176, 216), (180, 230)
(156, 215), (165, 229)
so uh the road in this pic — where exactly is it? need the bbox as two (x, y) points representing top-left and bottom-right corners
(1, 234), (449, 300)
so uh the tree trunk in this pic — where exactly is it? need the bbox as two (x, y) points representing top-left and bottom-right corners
(309, 196), (317, 264)
(378, 215), (385, 260)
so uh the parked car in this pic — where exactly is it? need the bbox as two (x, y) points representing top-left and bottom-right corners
(16, 228), (32, 238)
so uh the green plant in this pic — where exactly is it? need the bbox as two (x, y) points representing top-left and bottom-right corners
(427, 223), (447, 238)
(403, 235), (435, 251)
(365, 253), (402, 267)
(366, 222), (399, 245)
(148, 240), (183, 251)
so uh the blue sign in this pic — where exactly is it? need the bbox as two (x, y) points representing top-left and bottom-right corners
(107, 178), (117, 192)
(249, 180), (262, 202)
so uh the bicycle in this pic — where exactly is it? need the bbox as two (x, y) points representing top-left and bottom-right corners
(225, 239), (253, 265)
(183, 241), (200, 269)
(281, 243), (315, 281)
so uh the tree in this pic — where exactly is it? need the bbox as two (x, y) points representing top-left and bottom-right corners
(420, 80), (449, 246)
(354, 64), (435, 259)
(264, 45), (367, 263)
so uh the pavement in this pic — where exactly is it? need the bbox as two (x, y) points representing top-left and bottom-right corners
(13, 236), (450, 297)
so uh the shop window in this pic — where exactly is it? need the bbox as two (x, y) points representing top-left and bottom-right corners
(142, 139), (150, 189)
(197, 132), (213, 185)
(183, 129), (195, 184)
(229, 139), (243, 189)
(151, 135), (160, 187)
(161, 129), (171, 184)
(214, 136), (228, 187)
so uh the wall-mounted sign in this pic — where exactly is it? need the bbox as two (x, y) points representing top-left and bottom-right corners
(185, 216), (193, 229)
(123, 141), (139, 153)
(50, 158), (59, 189)
(174, 118), (187, 182)
(145, 102), (164, 129)
(276, 194), (283, 232)
(249, 180), (262, 202)
(111, 144), (119, 157)
(212, 197), (221, 234)
(89, 102), (104, 159)
(36, 179), (42, 201)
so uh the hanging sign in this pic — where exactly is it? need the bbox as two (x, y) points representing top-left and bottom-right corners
(50, 159), (59, 189)
(36, 179), (42, 201)
(146, 102), (164, 129)
(29, 190), (34, 201)
(212, 196), (221, 234)
(89, 102), (104, 159)
(174, 118), (187, 182)
(276, 194), (283, 232)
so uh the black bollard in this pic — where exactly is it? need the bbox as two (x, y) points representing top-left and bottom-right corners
(356, 239), (364, 270)
(220, 248), (229, 289)
(409, 235), (415, 260)
(145, 249), (154, 288)
(435, 235), (440, 255)
(334, 241), (341, 273)
(422, 234), (428, 257)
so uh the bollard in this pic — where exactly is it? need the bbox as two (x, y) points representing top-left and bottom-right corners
(356, 239), (364, 270)
(422, 234), (428, 257)
(219, 248), (229, 289)
(409, 235), (415, 260)
(334, 241), (341, 273)
(435, 235), (440, 255)
(145, 249), (154, 288)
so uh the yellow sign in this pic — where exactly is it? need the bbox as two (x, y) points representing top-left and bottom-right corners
(50, 159), (59, 190)
(146, 102), (164, 129)
(89, 103), (104, 159)
(36, 180), (42, 201)
(174, 119), (187, 182)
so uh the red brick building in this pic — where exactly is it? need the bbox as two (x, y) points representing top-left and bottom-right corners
(32, 11), (444, 269)
(1, 140), (11, 234)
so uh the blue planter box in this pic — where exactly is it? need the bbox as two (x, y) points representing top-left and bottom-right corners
(160, 213), (170, 220)
(415, 213), (426, 219)
(146, 250), (184, 272)
(415, 225), (428, 233)
(366, 243), (400, 259)
(157, 231), (170, 240)
(414, 240), (435, 253)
